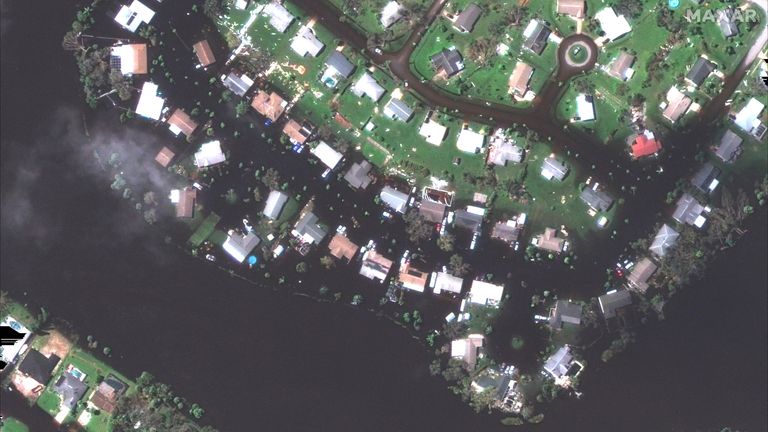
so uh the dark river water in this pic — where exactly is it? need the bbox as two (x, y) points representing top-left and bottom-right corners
(1, 1), (766, 431)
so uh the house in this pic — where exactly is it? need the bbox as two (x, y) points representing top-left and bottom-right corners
(110, 43), (147, 75)
(222, 231), (260, 263)
(686, 57), (716, 87)
(114, 0), (155, 33)
(351, 73), (385, 102)
(549, 300), (582, 329)
(557, 0), (585, 19)
(263, 190), (289, 220)
(431, 48), (464, 78)
(543, 346), (575, 379)
(194, 140), (226, 168)
(419, 200), (446, 223)
(508, 62), (534, 97)
(419, 119), (448, 146)
(359, 250), (393, 282)
(714, 129), (743, 163)
(251, 90), (287, 122)
(344, 160), (373, 190)
(691, 162), (721, 194)
(17, 350), (60, 385)
(88, 378), (125, 414)
(718, 9), (739, 38)
(380, 186), (409, 213)
(454, 207), (485, 233)
(541, 157), (568, 181)
(311, 141), (343, 170)
(166, 108), (198, 137)
(631, 130), (661, 159)
(487, 132), (523, 166)
(672, 193), (708, 228)
(282, 119), (314, 144)
(170, 187), (197, 218)
(456, 128), (485, 153)
(626, 258), (657, 293)
(222, 71), (254, 97)
(328, 234), (359, 261)
(662, 86), (692, 123)
(468, 280), (504, 307)
(380, 1), (403, 28)
(454, 3), (482, 33)
(154, 146), (175, 167)
(293, 212), (327, 244)
(192, 40), (215, 67)
(451, 334), (485, 370)
(649, 223), (679, 257)
(533, 228), (565, 253)
(291, 26), (325, 57)
(733, 98), (765, 135)
(399, 262), (429, 292)
(490, 217), (524, 244)
(383, 98), (414, 122)
(607, 51), (635, 81)
(322, 51), (355, 87)
(135, 81), (164, 120)
(433, 271), (464, 294)
(574, 94), (595, 121)
(595, 7), (631, 41)
(598, 289), (632, 319)
(523, 20), (551, 55)
(580, 187), (614, 212)
(0, 316), (31, 365)
(263, 2), (295, 33)
(53, 372), (88, 410)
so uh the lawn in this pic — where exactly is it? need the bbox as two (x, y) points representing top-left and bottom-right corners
(187, 212), (222, 246)
(0, 418), (30, 432)
(0, 300), (39, 330)
(328, 0), (422, 51)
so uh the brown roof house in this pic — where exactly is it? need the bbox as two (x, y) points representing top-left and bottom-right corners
(508, 62), (534, 97)
(662, 86), (692, 123)
(110, 43), (148, 75)
(166, 108), (198, 137)
(328, 233), (359, 262)
(88, 376), (127, 415)
(282, 118), (314, 144)
(251, 90), (287, 122)
(626, 257), (657, 293)
(171, 187), (197, 218)
(557, 0), (585, 18)
(193, 40), (216, 67)
(154, 146), (175, 167)
(533, 228), (566, 253)
(398, 262), (429, 292)
(419, 200), (447, 223)
(607, 52), (635, 81)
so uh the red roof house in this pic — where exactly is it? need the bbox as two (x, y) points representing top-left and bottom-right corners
(631, 133), (662, 158)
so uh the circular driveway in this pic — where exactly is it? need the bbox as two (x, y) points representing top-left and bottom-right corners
(557, 34), (599, 80)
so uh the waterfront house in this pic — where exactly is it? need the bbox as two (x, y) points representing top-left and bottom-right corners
(456, 127), (486, 154)
(626, 257), (657, 293)
(194, 140), (226, 168)
(53, 371), (87, 410)
(114, 0), (155, 33)
(557, 0), (585, 18)
(431, 48), (464, 78)
(291, 26), (325, 58)
(0, 316), (31, 365)
(263, 2), (295, 33)
(714, 129), (743, 163)
(662, 86), (692, 123)
(344, 160), (373, 190)
(282, 118), (314, 145)
(170, 187), (197, 218)
(380, 1), (403, 28)
(672, 193), (709, 228)
(399, 262), (430, 292)
(192, 40), (215, 68)
(419, 200), (447, 223)
(454, 3), (482, 33)
(251, 90), (287, 122)
(383, 98), (414, 122)
(166, 108), (198, 137)
(154, 146), (175, 167)
(380, 186), (409, 213)
(549, 300), (582, 330)
(110, 43), (147, 75)
(88, 377), (125, 414)
(595, 7), (631, 41)
(451, 334), (485, 370)
(649, 223), (679, 257)
(293, 212), (327, 244)
(607, 51), (635, 81)
(18, 350), (60, 386)
(580, 186), (614, 212)
(686, 57), (716, 87)
(718, 9), (739, 38)
(533, 228), (565, 253)
(487, 131), (523, 166)
(631, 130), (661, 159)
(359, 250), (393, 282)
(468, 280), (504, 307)
(490, 217), (525, 245)
(598, 289), (632, 319)
(540, 157), (568, 181)
(523, 20), (551, 55)
(311, 141), (344, 170)
(433, 271), (464, 294)
(733, 98), (765, 136)
(454, 206), (485, 233)
(222, 71), (254, 97)
(543, 346), (575, 380)
(691, 162), (721, 194)
(222, 230), (260, 263)
(574, 94), (595, 122)
(351, 73), (386, 102)
(135, 81), (164, 120)
(419, 118), (448, 146)
(322, 51), (355, 87)
(263, 190), (289, 220)
(328, 233), (359, 262)
(508, 62), (534, 97)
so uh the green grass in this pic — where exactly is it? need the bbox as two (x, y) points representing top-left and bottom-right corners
(0, 418), (30, 432)
(188, 212), (221, 246)
(328, 0), (418, 51)
(36, 388), (62, 416)
(0, 301), (39, 331)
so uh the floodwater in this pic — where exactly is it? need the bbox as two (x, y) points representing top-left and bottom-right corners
(1, 1), (766, 431)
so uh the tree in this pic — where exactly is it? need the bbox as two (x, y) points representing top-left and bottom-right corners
(320, 255), (335, 269)
(235, 101), (248, 118)
(261, 168), (281, 190)
(203, 0), (226, 19)
(448, 254), (470, 277)
(468, 38), (497, 67)
(403, 209), (433, 243)
(438, 234), (455, 252)
(189, 403), (205, 419)
(296, 262), (308, 273)
(469, 387), (497, 413)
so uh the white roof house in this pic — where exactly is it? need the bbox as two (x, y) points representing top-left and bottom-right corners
(595, 8), (631, 41)
(263, 2), (295, 33)
(351, 73), (386, 102)
(263, 190), (289, 220)
(468, 280), (504, 307)
(575, 94), (595, 121)
(311, 141), (343, 170)
(194, 140), (226, 168)
(291, 26), (325, 57)
(222, 231), (261, 263)
(456, 128), (485, 153)
(734, 98), (765, 133)
(379, 186), (409, 213)
(135, 81), (164, 120)
(649, 224), (679, 257)
(541, 157), (568, 181)
(380, 1), (403, 28)
(433, 272), (464, 294)
(114, 0), (155, 33)
(419, 119), (448, 145)
(110, 44), (147, 75)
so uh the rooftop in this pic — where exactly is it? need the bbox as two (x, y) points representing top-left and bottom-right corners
(399, 262), (430, 292)
(328, 234), (359, 261)
(454, 3), (482, 32)
(523, 20), (551, 55)
(419, 119), (448, 145)
(166, 108), (198, 137)
(468, 280), (504, 307)
(222, 231), (261, 263)
(263, 190), (289, 220)
(311, 141), (344, 169)
(135, 81), (164, 120)
(580, 187), (614, 212)
(294, 212), (327, 244)
(110, 43), (148, 75)
(541, 157), (568, 181)
(383, 98), (414, 122)
(193, 40), (215, 67)
(344, 160), (373, 190)
(607, 52), (635, 81)
(251, 90), (287, 122)
(690, 162), (721, 194)
(595, 7), (631, 41)
(351, 73), (386, 102)
(18, 350), (60, 385)
(433, 271), (464, 294)
(549, 300), (582, 329)
(431, 48), (464, 77)
(508, 62), (533, 97)
(649, 223), (679, 257)
(631, 131), (662, 158)
(557, 0), (585, 18)
(543, 346), (574, 379)
(263, 2), (295, 33)
(223, 71), (254, 97)
(714, 129), (743, 163)
(380, 186), (409, 213)
(194, 140), (226, 168)
(626, 257), (657, 293)
(456, 128), (485, 153)
(662, 86), (692, 123)
(598, 289), (633, 319)
(686, 57), (716, 87)
(53, 372), (88, 410)
(534, 227), (564, 253)
(154, 146), (175, 167)
(325, 51), (355, 79)
(359, 250), (394, 282)
(291, 26), (325, 57)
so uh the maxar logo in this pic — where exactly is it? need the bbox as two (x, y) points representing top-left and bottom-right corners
(684, 8), (759, 23)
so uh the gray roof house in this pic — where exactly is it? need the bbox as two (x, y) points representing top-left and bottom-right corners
(294, 212), (327, 244)
(223, 71), (254, 97)
(685, 57), (716, 87)
(53, 372), (88, 410)
(454, 209), (483, 232)
(351, 73), (386, 102)
(325, 51), (355, 79)
(714, 129), (743, 163)
(431, 48), (464, 77)
(524, 22), (551, 55)
(383, 98), (414, 122)
(718, 9), (739, 38)
(549, 300), (582, 329)
(419, 200), (447, 223)
(691, 162), (721, 194)
(649, 224), (679, 257)
(263, 190), (289, 220)
(672, 193), (707, 227)
(543, 346), (575, 379)
(580, 187), (614, 212)
(598, 289), (633, 319)
(380, 186), (409, 213)
(541, 157), (568, 181)
(344, 160), (373, 190)
(454, 3), (482, 32)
